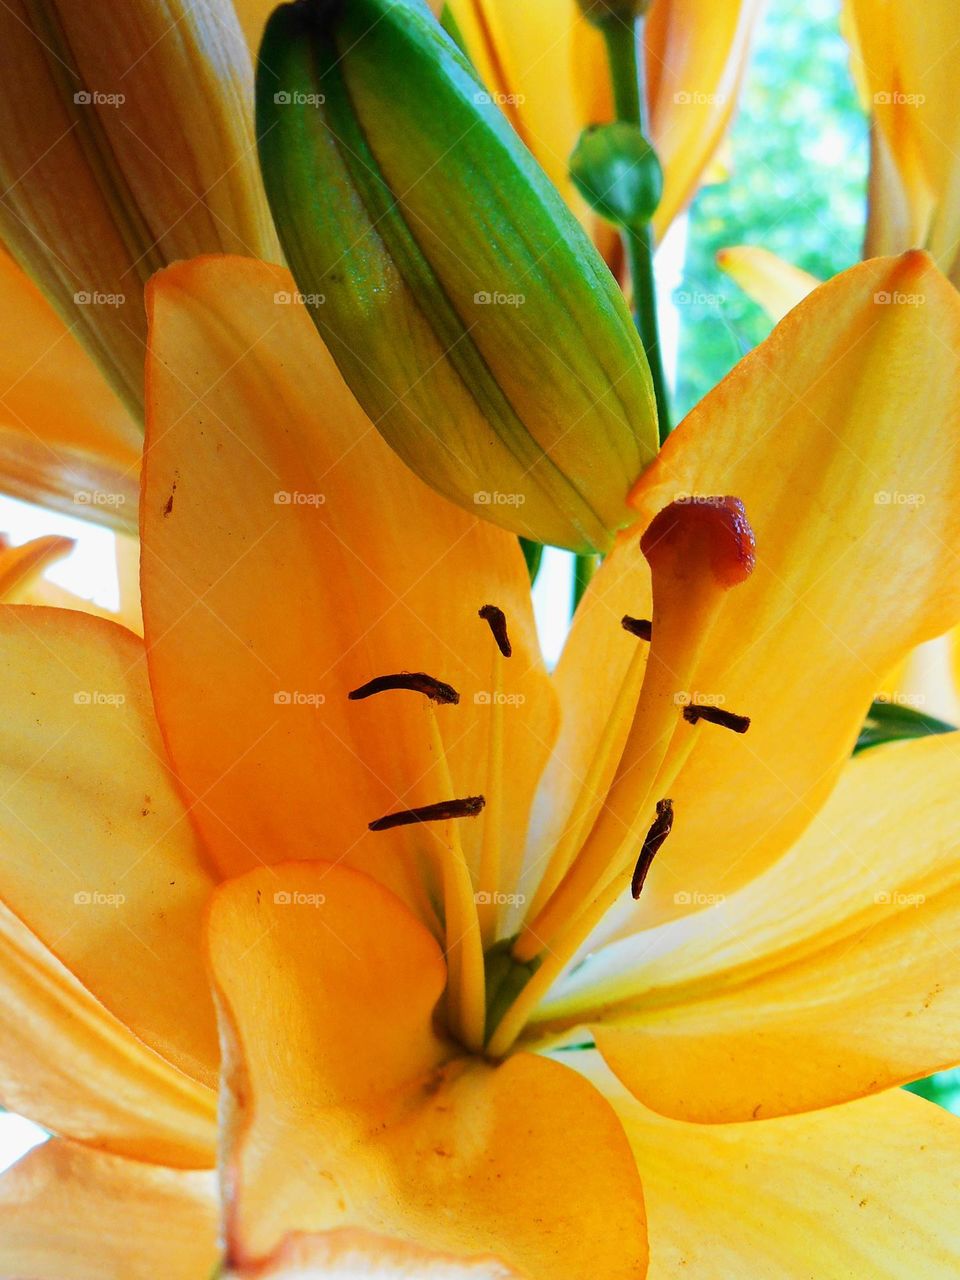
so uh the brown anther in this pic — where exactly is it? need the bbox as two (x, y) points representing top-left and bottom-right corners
(631, 798), (674, 899)
(368, 795), (486, 832)
(479, 605), (512, 657)
(348, 672), (459, 705)
(621, 615), (652, 641)
(682, 703), (751, 734)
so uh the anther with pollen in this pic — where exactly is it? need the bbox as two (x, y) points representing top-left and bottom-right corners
(369, 795), (486, 832)
(348, 672), (459, 705)
(479, 604), (512, 657)
(621, 615), (652, 641)
(631, 799), (674, 899)
(682, 703), (751, 734)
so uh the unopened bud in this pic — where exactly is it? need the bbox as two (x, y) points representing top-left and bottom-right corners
(256, 0), (659, 552)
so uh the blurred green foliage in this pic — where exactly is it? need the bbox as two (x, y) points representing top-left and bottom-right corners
(905, 1072), (960, 1111)
(673, 0), (868, 418)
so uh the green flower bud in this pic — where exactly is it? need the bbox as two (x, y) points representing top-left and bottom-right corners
(570, 123), (664, 231)
(256, 0), (659, 552)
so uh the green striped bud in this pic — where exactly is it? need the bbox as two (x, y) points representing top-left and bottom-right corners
(256, 0), (659, 552)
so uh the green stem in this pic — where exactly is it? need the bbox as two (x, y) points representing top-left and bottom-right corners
(602, 18), (672, 442)
(572, 552), (598, 611)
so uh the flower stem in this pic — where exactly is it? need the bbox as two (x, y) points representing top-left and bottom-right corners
(602, 17), (672, 443)
(572, 552), (598, 611)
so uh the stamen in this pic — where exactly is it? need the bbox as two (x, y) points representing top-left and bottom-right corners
(479, 604), (512, 657)
(348, 672), (459, 705)
(369, 795), (485, 832)
(631, 799), (674, 899)
(683, 704), (751, 734)
(621, 615), (652, 641)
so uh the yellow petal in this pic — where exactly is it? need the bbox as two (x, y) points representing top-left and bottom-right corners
(0, 900), (215, 1167)
(883, 633), (960, 726)
(716, 246), (818, 322)
(24, 530), (144, 636)
(209, 862), (647, 1279)
(446, 2), (596, 222)
(847, 0), (959, 272)
(576, 1053), (960, 1280)
(233, 0), (276, 56)
(0, 605), (218, 1085)
(607, 252), (960, 924)
(0, 0), (279, 414)
(141, 256), (555, 915)
(230, 1229), (521, 1279)
(537, 734), (960, 1120)
(0, 532), (72, 598)
(864, 120), (933, 259)
(647, 0), (765, 239)
(0, 249), (138, 529)
(0, 1139), (219, 1279)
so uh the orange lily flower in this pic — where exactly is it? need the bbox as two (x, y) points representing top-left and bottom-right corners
(2, 249), (960, 1276)
(845, 0), (959, 277)
(439, 0), (764, 245)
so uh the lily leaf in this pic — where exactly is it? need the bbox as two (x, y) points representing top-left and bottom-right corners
(854, 699), (955, 755)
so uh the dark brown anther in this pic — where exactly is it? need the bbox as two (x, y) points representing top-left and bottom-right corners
(682, 703), (751, 734)
(621, 615), (652, 641)
(348, 672), (459, 705)
(369, 795), (486, 832)
(479, 605), (512, 657)
(631, 798), (674, 899)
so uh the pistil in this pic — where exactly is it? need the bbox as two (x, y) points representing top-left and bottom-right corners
(476, 606), (510, 946)
(514, 498), (755, 965)
(423, 704), (487, 1053)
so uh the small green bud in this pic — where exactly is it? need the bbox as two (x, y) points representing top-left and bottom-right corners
(256, 0), (659, 552)
(570, 123), (663, 231)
